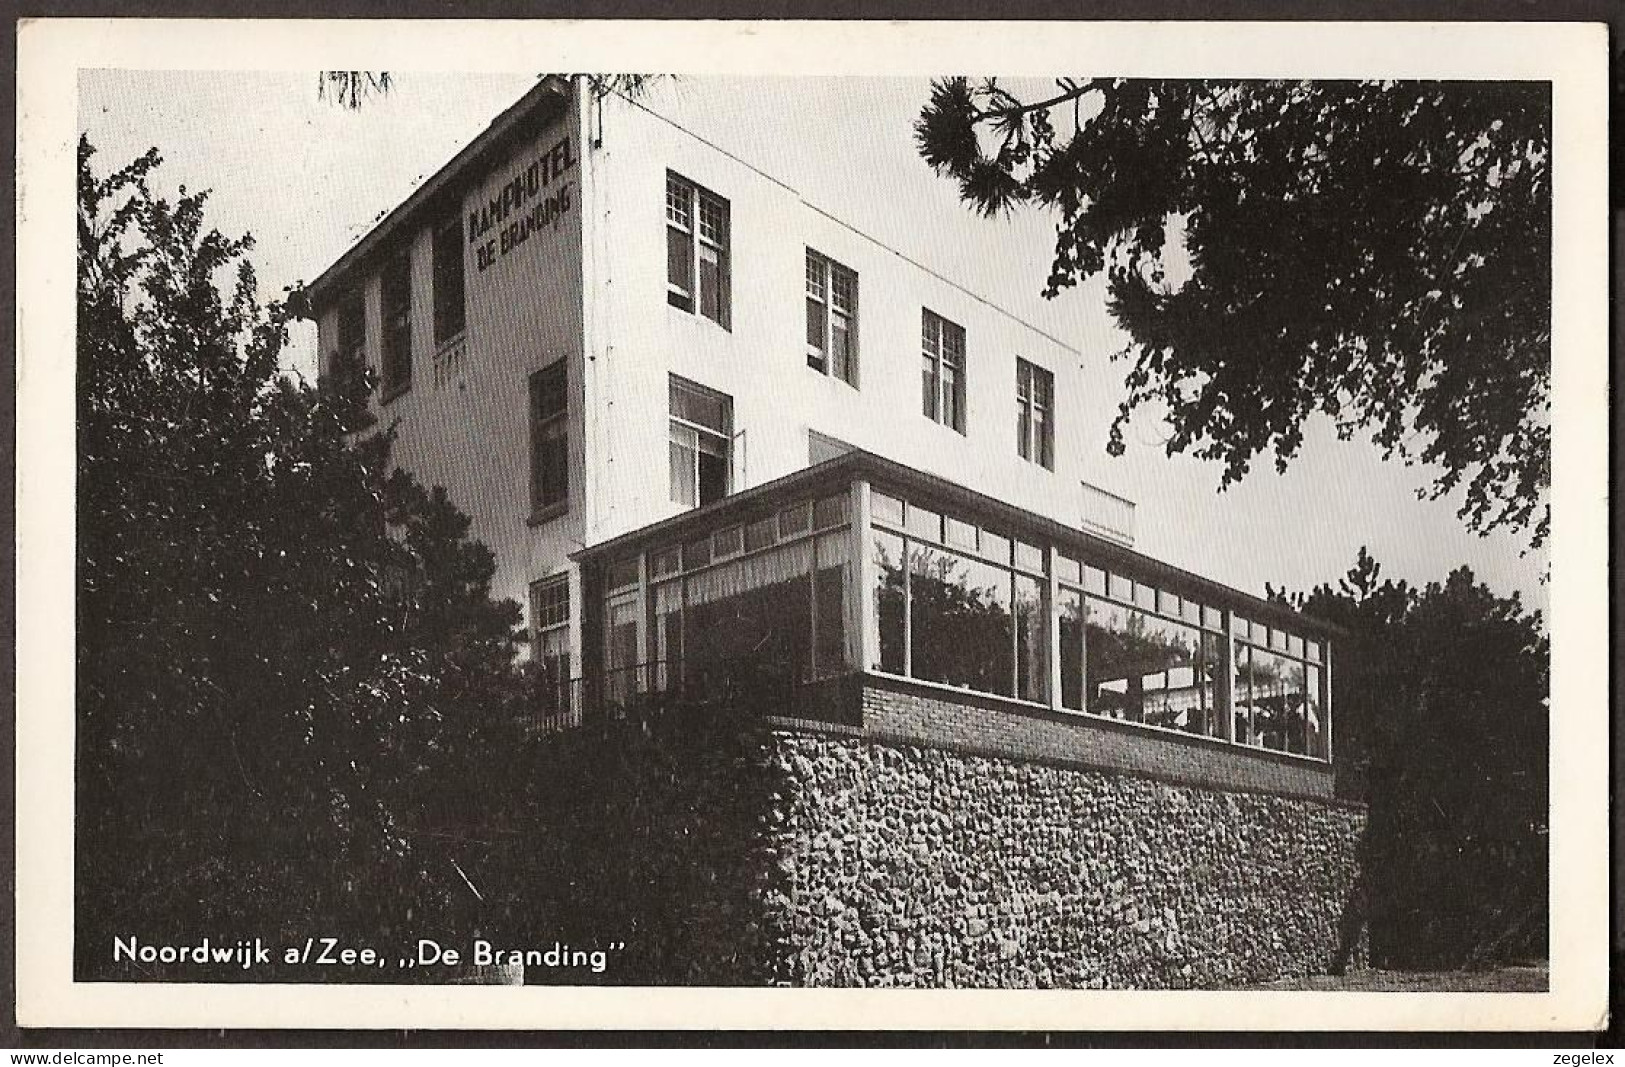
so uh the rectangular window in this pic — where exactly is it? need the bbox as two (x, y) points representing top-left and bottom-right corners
(1084, 597), (1217, 737)
(666, 172), (730, 328)
(432, 214), (465, 344)
(921, 310), (967, 433)
(1016, 358), (1054, 469)
(529, 575), (571, 713)
(669, 375), (732, 509)
(336, 291), (365, 374)
(529, 361), (569, 516)
(380, 254), (412, 397)
(806, 250), (858, 385)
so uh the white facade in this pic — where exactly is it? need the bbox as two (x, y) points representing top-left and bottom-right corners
(308, 77), (1137, 678)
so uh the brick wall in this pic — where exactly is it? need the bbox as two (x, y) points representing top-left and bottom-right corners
(858, 675), (1339, 802)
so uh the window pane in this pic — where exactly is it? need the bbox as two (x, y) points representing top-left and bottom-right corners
(1085, 598), (1208, 736)
(433, 215), (465, 343)
(606, 557), (639, 591)
(713, 524), (743, 559)
(805, 252), (826, 299)
(683, 535), (711, 571)
(779, 501), (811, 538)
(1108, 573), (1133, 602)
(944, 515), (977, 552)
(1056, 553), (1081, 587)
(537, 430), (567, 508)
(381, 255), (412, 391)
(1203, 605), (1225, 631)
(1084, 565), (1107, 596)
(813, 531), (849, 679)
(698, 244), (724, 323)
(831, 315), (853, 383)
(872, 529), (906, 673)
(910, 543), (1012, 697)
(1232, 643), (1254, 745)
(665, 174), (691, 227)
(1013, 539), (1044, 574)
(830, 266), (854, 313)
(942, 363), (962, 432)
(651, 546), (681, 578)
(745, 516), (777, 552)
(871, 492), (903, 528)
(1201, 632), (1229, 740)
(813, 494), (848, 529)
(1015, 573), (1046, 703)
(1306, 665), (1327, 758)
(698, 193), (727, 244)
(1181, 598), (1202, 625)
(1059, 588), (1085, 710)
(905, 503), (941, 542)
(806, 297), (827, 369)
(669, 431), (696, 507)
(979, 530), (1010, 566)
(685, 542), (812, 702)
(1251, 647), (1306, 753)
(670, 377), (728, 432)
(667, 226), (694, 308)
(1134, 582), (1157, 611)
(653, 579), (683, 691)
(697, 447), (728, 505)
(1306, 639), (1322, 663)
(921, 354), (939, 420)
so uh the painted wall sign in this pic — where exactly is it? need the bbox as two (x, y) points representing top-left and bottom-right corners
(469, 134), (577, 274)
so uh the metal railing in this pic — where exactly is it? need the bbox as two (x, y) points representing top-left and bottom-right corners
(1080, 480), (1136, 546)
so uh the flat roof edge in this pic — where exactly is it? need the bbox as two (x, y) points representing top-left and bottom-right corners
(575, 450), (1345, 639)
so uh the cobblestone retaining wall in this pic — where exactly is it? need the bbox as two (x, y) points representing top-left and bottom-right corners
(765, 731), (1366, 988)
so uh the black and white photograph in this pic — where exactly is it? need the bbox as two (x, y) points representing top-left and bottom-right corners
(13, 18), (1609, 1033)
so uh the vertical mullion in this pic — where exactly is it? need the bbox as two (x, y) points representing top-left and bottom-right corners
(852, 479), (874, 673)
(1046, 546), (1062, 710)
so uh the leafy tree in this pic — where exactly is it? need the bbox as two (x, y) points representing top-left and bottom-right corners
(76, 136), (527, 979)
(917, 78), (1551, 547)
(1287, 550), (1548, 968)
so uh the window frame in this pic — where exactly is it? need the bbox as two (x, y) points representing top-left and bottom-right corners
(529, 574), (572, 712)
(1016, 357), (1054, 470)
(805, 249), (858, 386)
(922, 309), (967, 434)
(529, 360), (569, 521)
(665, 172), (731, 330)
(432, 213), (466, 346)
(668, 375), (734, 509)
(335, 290), (366, 377)
(380, 252), (413, 400)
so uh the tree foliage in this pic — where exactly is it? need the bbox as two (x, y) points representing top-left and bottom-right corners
(1283, 550), (1548, 968)
(917, 78), (1551, 547)
(76, 136), (527, 978)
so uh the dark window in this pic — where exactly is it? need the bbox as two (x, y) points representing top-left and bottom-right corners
(806, 250), (858, 385)
(922, 309), (966, 433)
(529, 361), (568, 515)
(336, 291), (366, 374)
(432, 214), (465, 344)
(1016, 357), (1054, 469)
(380, 254), (412, 396)
(666, 172), (730, 329)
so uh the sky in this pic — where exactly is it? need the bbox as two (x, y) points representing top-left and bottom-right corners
(77, 69), (1550, 617)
